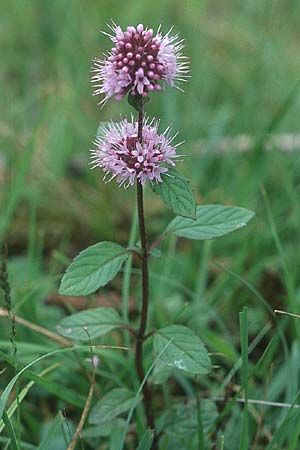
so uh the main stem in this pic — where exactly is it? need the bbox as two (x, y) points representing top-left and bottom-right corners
(135, 104), (157, 445)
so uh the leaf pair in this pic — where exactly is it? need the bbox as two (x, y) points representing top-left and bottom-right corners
(59, 205), (254, 297)
(87, 389), (217, 444)
(57, 309), (212, 376)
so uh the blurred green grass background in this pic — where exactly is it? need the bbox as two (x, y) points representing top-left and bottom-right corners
(1, 1), (300, 448)
(2, 0), (300, 307)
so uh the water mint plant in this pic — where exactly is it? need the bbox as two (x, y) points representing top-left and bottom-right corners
(57, 22), (255, 449)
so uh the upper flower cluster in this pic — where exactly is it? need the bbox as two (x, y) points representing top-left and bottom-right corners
(92, 23), (189, 105)
(91, 117), (181, 187)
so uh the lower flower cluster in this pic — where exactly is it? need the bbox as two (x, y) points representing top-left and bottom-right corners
(91, 117), (181, 188)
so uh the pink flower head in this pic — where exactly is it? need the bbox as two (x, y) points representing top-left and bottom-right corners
(91, 117), (182, 188)
(92, 23), (189, 105)
(86, 355), (100, 368)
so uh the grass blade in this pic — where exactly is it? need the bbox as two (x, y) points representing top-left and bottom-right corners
(0, 344), (126, 420)
(265, 391), (300, 450)
(287, 406), (300, 450)
(137, 429), (154, 450)
(239, 307), (249, 450)
(117, 339), (172, 450)
(0, 350), (85, 408)
(37, 412), (65, 450)
(253, 79), (300, 157)
(195, 376), (206, 450)
(214, 262), (289, 362)
(261, 186), (299, 337)
(2, 410), (20, 450)
(0, 363), (60, 434)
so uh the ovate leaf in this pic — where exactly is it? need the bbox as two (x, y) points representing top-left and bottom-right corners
(161, 401), (218, 438)
(59, 242), (129, 296)
(151, 168), (196, 218)
(153, 325), (211, 375)
(57, 307), (122, 341)
(151, 359), (174, 384)
(165, 204), (254, 240)
(82, 419), (126, 438)
(89, 388), (136, 425)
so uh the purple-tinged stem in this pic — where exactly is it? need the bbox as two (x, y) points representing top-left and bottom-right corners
(135, 101), (158, 448)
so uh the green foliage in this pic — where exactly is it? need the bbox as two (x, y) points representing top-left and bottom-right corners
(59, 242), (129, 296)
(0, 345), (118, 421)
(151, 359), (174, 384)
(151, 168), (196, 218)
(265, 393), (300, 450)
(37, 413), (65, 450)
(0, 351), (85, 408)
(159, 400), (218, 438)
(82, 420), (126, 438)
(165, 205), (255, 240)
(57, 307), (123, 340)
(89, 388), (136, 425)
(137, 429), (154, 450)
(2, 1), (300, 449)
(153, 325), (212, 375)
(2, 410), (20, 450)
(239, 307), (249, 450)
(127, 92), (149, 112)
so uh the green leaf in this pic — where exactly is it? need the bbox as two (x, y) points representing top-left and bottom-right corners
(137, 429), (154, 450)
(37, 412), (65, 450)
(57, 307), (122, 341)
(165, 204), (254, 240)
(161, 401), (218, 438)
(153, 325), (211, 375)
(151, 168), (196, 218)
(59, 242), (129, 296)
(89, 388), (136, 425)
(151, 359), (174, 384)
(82, 420), (126, 438)
(149, 247), (162, 258)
